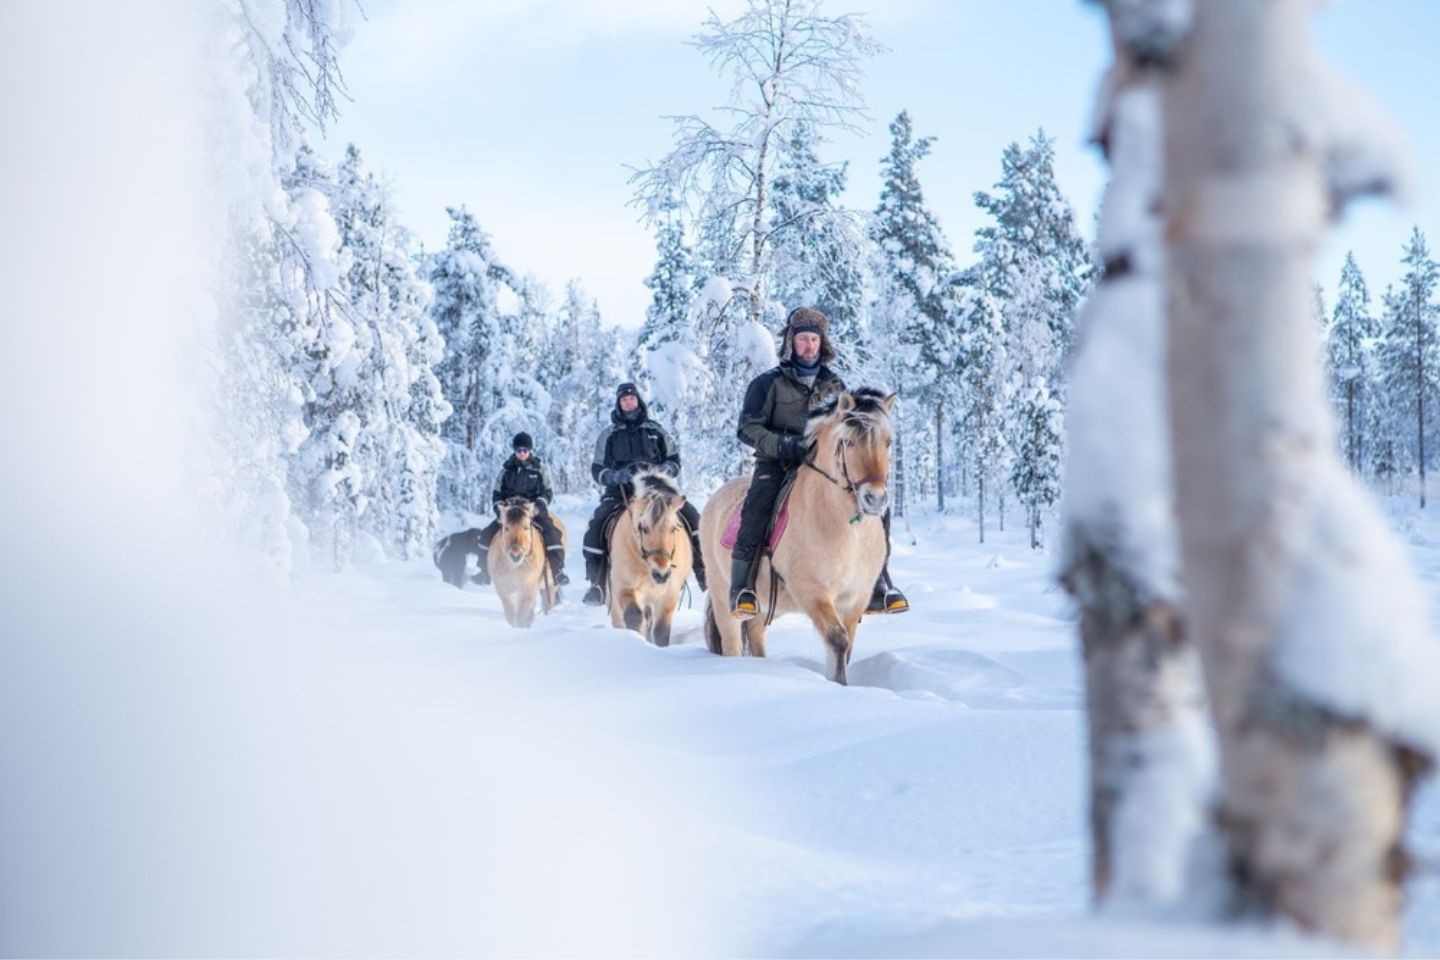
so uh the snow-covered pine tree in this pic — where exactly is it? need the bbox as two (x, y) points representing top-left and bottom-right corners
(769, 122), (870, 360)
(329, 144), (449, 560)
(1327, 251), (1380, 474)
(1379, 230), (1440, 506)
(1010, 378), (1063, 549)
(209, 0), (353, 570)
(428, 207), (515, 516)
(955, 285), (1008, 542)
(973, 132), (1093, 392)
(638, 187), (696, 360)
(547, 280), (611, 492)
(873, 111), (965, 511)
(280, 145), (370, 569)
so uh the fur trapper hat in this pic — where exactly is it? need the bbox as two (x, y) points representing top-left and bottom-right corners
(779, 306), (837, 364)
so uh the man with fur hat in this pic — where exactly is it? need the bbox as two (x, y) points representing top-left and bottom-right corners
(471, 432), (569, 586)
(581, 382), (707, 606)
(729, 306), (909, 619)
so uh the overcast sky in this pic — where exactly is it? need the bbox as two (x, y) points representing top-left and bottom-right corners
(323, 0), (1440, 328)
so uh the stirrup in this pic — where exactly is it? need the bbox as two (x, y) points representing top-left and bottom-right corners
(867, 586), (909, 615)
(582, 585), (605, 606)
(730, 587), (759, 621)
(554, 570), (571, 586)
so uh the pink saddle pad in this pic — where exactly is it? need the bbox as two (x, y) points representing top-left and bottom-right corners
(721, 499), (790, 552)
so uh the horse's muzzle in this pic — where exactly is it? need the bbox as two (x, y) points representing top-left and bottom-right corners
(508, 550), (526, 564)
(650, 568), (672, 584)
(859, 486), (890, 516)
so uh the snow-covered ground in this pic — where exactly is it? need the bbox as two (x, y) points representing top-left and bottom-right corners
(5, 495), (1439, 956)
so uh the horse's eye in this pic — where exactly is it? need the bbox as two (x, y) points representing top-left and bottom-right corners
(638, 525), (648, 535)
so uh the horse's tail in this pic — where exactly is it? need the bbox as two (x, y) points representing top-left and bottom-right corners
(703, 596), (723, 656)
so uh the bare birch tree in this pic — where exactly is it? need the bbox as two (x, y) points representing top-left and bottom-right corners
(629, 0), (881, 328)
(1061, 0), (1211, 906)
(1162, 0), (1436, 948)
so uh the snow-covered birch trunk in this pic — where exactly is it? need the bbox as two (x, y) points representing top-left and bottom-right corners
(1061, 0), (1211, 907)
(1163, 0), (1435, 947)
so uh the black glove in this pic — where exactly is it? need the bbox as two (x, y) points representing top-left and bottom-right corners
(602, 466), (633, 487)
(776, 436), (807, 467)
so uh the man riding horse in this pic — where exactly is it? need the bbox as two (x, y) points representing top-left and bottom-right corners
(729, 306), (910, 619)
(582, 382), (706, 606)
(471, 432), (569, 587)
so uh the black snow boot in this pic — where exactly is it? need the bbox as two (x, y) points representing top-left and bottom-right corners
(549, 551), (570, 586)
(729, 555), (758, 621)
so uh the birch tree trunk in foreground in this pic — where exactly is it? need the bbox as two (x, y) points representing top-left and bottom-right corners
(1062, 1), (1210, 907)
(1164, 0), (1433, 947)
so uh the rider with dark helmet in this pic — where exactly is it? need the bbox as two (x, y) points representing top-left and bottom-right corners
(729, 306), (909, 619)
(581, 382), (707, 605)
(471, 432), (568, 586)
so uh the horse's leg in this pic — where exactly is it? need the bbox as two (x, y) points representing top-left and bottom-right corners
(745, 619), (769, 659)
(519, 585), (538, 629)
(498, 587), (518, 628)
(622, 600), (645, 636)
(802, 597), (851, 685)
(652, 603), (674, 648)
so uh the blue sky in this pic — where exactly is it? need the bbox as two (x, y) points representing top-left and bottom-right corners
(324, 0), (1440, 328)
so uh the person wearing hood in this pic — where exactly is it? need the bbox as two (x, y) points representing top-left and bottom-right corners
(729, 306), (909, 619)
(471, 432), (568, 587)
(581, 382), (707, 606)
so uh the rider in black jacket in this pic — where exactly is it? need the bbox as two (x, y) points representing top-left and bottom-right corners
(581, 382), (706, 605)
(729, 307), (909, 619)
(472, 432), (568, 585)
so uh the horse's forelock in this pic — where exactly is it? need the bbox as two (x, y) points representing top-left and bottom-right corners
(646, 494), (668, 527)
(634, 469), (680, 499)
(807, 389), (893, 441)
(504, 502), (528, 526)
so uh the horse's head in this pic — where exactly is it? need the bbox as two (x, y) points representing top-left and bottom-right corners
(497, 497), (537, 565)
(626, 470), (686, 585)
(806, 387), (898, 516)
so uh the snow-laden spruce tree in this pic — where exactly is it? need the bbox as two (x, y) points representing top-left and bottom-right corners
(547, 280), (615, 492)
(1378, 228), (1440, 507)
(629, 0), (881, 332)
(1162, 0), (1438, 947)
(208, 0), (354, 570)
(955, 285), (1009, 543)
(974, 132), (1093, 393)
(428, 207), (518, 515)
(1060, 0), (1211, 908)
(1327, 252), (1380, 474)
(329, 144), (449, 560)
(769, 122), (871, 359)
(873, 111), (965, 512)
(637, 187), (697, 362)
(1010, 378), (1063, 549)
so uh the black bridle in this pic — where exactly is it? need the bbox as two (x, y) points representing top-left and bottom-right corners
(803, 434), (888, 524)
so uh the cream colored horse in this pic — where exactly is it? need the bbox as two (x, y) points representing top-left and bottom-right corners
(490, 498), (567, 628)
(700, 388), (896, 684)
(607, 470), (693, 647)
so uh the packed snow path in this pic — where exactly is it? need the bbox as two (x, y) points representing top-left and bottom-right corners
(6, 503), (1437, 956)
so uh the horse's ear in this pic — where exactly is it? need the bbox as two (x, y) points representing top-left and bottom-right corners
(881, 391), (899, 415)
(836, 392), (856, 414)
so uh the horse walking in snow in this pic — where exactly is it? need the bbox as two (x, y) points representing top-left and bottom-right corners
(606, 470), (693, 647)
(699, 388), (896, 684)
(490, 497), (567, 628)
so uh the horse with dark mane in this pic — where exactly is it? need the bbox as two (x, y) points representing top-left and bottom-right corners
(700, 388), (896, 683)
(606, 469), (693, 647)
(490, 497), (567, 628)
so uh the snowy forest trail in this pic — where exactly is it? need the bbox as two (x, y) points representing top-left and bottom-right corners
(277, 498), (1440, 955)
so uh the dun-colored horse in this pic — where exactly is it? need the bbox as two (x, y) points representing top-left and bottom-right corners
(491, 498), (567, 628)
(699, 388), (896, 684)
(607, 470), (693, 647)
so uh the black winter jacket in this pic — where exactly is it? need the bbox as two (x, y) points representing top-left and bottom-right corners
(590, 397), (681, 495)
(737, 362), (845, 462)
(491, 454), (555, 508)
